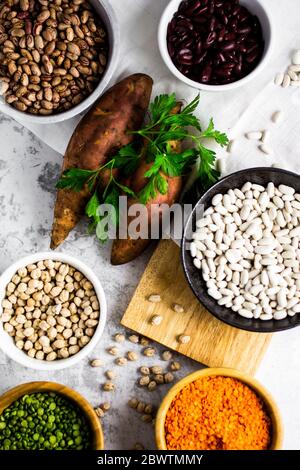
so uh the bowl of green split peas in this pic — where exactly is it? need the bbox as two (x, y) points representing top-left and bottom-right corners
(0, 381), (104, 450)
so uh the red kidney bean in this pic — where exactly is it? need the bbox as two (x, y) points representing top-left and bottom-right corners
(195, 38), (203, 55)
(167, 0), (264, 86)
(184, 0), (202, 16)
(178, 0), (189, 12)
(208, 16), (217, 31)
(177, 18), (194, 30)
(238, 25), (252, 34)
(200, 65), (212, 82)
(167, 41), (175, 58)
(181, 37), (194, 49)
(220, 41), (235, 52)
(246, 48), (260, 64)
(25, 20), (32, 35)
(204, 31), (217, 47)
(194, 50), (208, 64)
(193, 15), (208, 24)
(224, 32), (236, 42)
(232, 5), (241, 17)
(209, 1), (215, 15)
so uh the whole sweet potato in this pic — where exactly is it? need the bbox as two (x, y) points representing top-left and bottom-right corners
(51, 73), (153, 249)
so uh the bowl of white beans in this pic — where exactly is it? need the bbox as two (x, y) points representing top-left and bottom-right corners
(182, 167), (300, 333)
(0, 252), (107, 370)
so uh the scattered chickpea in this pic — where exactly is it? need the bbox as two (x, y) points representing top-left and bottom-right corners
(151, 315), (163, 326)
(148, 381), (157, 391)
(115, 357), (127, 366)
(164, 372), (174, 384)
(136, 402), (146, 414)
(143, 347), (156, 357)
(95, 407), (104, 418)
(147, 294), (161, 303)
(103, 382), (115, 392)
(144, 404), (153, 415)
(128, 335), (139, 344)
(162, 350), (173, 361)
(100, 402), (111, 412)
(106, 370), (116, 380)
(107, 346), (119, 356)
(178, 334), (191, 344)
(154, 374), (164, 385)
(114, 333), (125, 343)
(151, 365), (163, 375)
(139, 376), (150, 387)
(128, 398), (139, 409)
(127, 351), (138, 362)
(170, 361), (181, 371)
(140, 366), (150, 376)
(133, 443), (145, 451)
(140, 337), (151, 346)
(172, 303), (185, 313)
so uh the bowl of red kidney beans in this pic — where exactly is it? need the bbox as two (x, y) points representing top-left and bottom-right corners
(158, 0), (273, 91)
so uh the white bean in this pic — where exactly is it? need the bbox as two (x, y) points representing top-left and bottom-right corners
(238, 309), (253, 319)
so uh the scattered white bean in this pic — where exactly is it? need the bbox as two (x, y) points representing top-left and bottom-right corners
(292, 49), (300, 65)
(258, 144), (273, 156)
(245, 131), (262, 141)
(274, 72), (284, 86)
(282, 74), (291, 88)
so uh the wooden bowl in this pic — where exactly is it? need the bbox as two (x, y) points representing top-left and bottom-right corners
(182, 167), (300, 333)
(0, 381), (104, 450)
(155, 368), (283, 450)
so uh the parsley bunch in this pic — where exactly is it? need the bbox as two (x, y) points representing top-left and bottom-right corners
(56, 93), (228, 242)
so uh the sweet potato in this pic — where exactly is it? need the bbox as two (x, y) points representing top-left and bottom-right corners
(50, 73), (153, 249)
(111, 142), (182, 266)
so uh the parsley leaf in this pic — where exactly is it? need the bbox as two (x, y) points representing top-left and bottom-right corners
(200, 118), (228, 147)
(56, 168), (98, 192)
(197, 145), (220, 190)
(113, 144), (140, 176)
(138, 174), (169, 205)
(86, 191), (100, 219)
(149, 93), (177, 124)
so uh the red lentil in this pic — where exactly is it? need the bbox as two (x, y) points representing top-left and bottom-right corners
(165, 376), (272, 450)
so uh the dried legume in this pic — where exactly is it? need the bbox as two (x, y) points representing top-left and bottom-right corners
(165, 376), (271, 450)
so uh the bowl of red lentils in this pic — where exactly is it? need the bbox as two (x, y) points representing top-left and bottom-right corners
(155, 368), (283, 450)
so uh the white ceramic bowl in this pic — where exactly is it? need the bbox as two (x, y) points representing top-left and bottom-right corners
(158, 0), (273, 92)
(0, 0), (119, 124)
(0, 252), (107, 370)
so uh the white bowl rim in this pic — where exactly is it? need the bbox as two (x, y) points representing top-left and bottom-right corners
(0, 0), (120, 124)
(0, 252), (107, 371)
(158, 0), (274, 92)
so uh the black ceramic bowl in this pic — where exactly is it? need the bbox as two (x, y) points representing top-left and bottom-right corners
(182, 167), (300, 333)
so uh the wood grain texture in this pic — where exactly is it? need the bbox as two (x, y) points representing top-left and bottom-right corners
(121, 240), (272, 375)
(0, 381), (104, 450)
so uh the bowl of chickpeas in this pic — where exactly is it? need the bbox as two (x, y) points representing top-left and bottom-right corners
(0, 252), (107, 370)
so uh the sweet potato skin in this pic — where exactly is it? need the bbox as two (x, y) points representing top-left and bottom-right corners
(111, 144), (182, 266)
(51, 73), (153, 249)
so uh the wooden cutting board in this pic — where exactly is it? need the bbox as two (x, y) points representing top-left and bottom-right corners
(121, 239), (272, 375)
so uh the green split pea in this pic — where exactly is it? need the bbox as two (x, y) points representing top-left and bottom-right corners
(0, 392), (91, 450)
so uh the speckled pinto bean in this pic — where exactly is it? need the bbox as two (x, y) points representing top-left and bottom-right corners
(167, 0), (264, 85)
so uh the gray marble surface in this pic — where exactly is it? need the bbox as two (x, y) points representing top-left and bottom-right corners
(0, 112), (299, 450)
